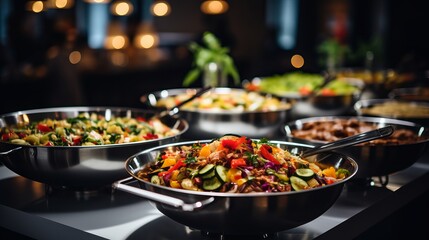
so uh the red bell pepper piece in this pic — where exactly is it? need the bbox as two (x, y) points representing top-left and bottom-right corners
(231, 158), (247, 169)
(37, 123), (52, 133)
(221, 136), (246, 150)
(260, 144), (280, 165)
(158, 158), (185, 177)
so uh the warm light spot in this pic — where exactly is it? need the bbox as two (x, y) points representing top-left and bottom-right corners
(201, 0), (228, 15)
(69, 51), (82, 64)
(105, 35), (128, 49)
(55, 0), (68, 8)
(84, 0), (111, 3)
(134, 34), (158, 49)
(31, 1), (44, 13)
(112, 36), (126, 49)
(111, 1), (133, 16)
(151, 1), (171, 16)
(291, 54), (304, 68)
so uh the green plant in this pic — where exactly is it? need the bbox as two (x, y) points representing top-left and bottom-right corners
(183, 32), (240, 87)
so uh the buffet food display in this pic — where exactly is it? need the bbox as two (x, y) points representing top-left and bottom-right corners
(284, 116), (429, 179)
(0, 107), (188, 189)
(142, 88), (292, 139)
(138, 135), (351, 193)
(0, 112), (181, 146)
(153, 88), (291, 112)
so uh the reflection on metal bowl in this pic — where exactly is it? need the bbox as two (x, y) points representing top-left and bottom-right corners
(114, 140), (358, 235)
(141, 88), (292, 139)
(0, 107), (188, 190)
(284, 116), (429, 179)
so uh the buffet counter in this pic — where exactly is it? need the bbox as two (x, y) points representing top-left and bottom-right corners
(1, 145), (428, 240)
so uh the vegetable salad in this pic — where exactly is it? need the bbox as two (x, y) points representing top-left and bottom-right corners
(138, 135), (350, 193)
(156, 89), (291, 112)
(0, 112), (180, 146)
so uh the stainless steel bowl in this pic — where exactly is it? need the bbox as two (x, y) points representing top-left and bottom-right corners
(284, 116), (429, 179)
(141, 88), (292, 139)
(245, 77), (365, 119)
(113, 139), (358, 235)
(0, 106), (188, 190)
(354, 98), (429, 126)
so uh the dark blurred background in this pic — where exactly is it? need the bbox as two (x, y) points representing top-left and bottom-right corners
(1, 0), (428, 114)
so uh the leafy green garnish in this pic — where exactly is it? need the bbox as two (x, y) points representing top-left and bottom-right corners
(183, 31), (240, 87)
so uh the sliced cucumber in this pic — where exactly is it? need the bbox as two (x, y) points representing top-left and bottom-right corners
(150, 175), (161, 185)
(295, 168), (314, 180)
(215, 165), (228, 182)
(290, 176), (309, 191)
(202, 177), (222, 191)
(201, 169), (216, 179)
(199, 164), (215, 175)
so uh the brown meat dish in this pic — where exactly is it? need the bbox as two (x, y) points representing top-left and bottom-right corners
(291, 119), (422, 145)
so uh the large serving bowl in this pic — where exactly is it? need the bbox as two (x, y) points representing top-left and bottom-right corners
(0, 106), (188, 190)
(244, 73), (365, 118)
(354, 98), (429, 126)
(113, 139), (358, 235)
(141, 87), (292, 139)
(284, 116), (429, 179)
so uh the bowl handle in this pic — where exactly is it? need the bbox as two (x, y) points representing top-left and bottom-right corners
(112, 177), (215, 211)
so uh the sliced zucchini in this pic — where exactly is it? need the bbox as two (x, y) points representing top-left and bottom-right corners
(295, 168), (314, 180)
(290, 176), (309, 191)
(215, 165), (228, 182)
(199, 164), (215, 175)
(202, 177), (222, 191)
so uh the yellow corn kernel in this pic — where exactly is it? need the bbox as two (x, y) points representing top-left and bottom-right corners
(199, 144), (211, 158)
(161, 157), (176, 168)
(170, 180), (181, 188)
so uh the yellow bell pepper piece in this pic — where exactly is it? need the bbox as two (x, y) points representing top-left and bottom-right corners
(199, 144), (211, 158)
(170, 180), (181, 188)
(322, 166), (336, 178)
(161, 157), (176, 168)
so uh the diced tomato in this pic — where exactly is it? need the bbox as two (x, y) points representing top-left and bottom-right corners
(260, 144), (280, 165)
(231, 158), (247, 169)
(144, 133), (158, 140)
(37, 124), (51, 133)
(320, 88), (336, 96)
(2, 133), (11, 141)
(299, 86), (312, 95)
(44, 141), (54, 146)
(136, 116), (146, 122)
(72, 136), (81, 146)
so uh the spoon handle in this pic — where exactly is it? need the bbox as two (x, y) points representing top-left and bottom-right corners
(301, 125), (394, 158)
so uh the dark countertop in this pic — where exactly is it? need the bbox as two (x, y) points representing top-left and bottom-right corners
(1, 150), (428, 240)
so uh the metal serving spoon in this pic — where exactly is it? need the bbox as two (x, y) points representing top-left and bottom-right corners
(151, 86), (212, 129)
(300, 125), (395, 158)
(153, 86), (212, 120)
